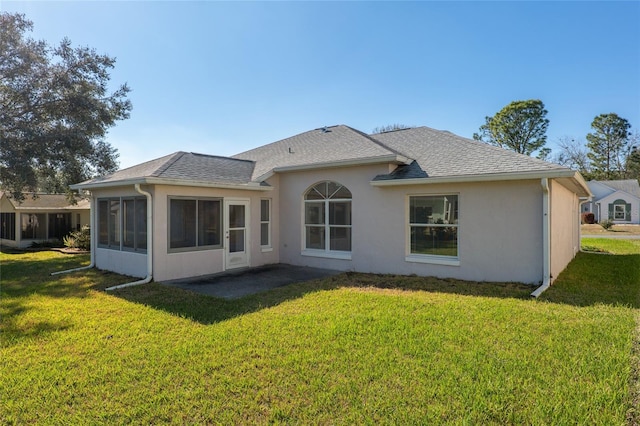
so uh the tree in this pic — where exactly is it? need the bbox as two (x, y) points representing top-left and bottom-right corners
(586, 113), (631, 180)
(473, 99), (550, 157)
(0, 13), (131, 200)
(554, 136), (593, 178)
(372, 123), (414, 134)
(625, 132), (640, 181)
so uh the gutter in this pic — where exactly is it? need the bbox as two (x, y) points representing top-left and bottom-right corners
(254, 154), (411, 182)
(531, 178), (551, 298)
(71, 177), (272, 192)
(105, 184), (153, 291)
(51, 195), (96, 275)
(370, 169), (579, 187)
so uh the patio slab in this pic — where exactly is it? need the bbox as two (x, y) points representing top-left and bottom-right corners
(160, 263), (342, 299)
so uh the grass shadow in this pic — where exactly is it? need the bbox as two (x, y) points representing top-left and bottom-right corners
(108, 271), (535, 325)
(540, 252), (640, 308)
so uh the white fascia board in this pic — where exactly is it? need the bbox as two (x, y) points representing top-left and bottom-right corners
(370, 169), (581, 187)
(254, 154), (411, 182)
(71, 177), (273, 192)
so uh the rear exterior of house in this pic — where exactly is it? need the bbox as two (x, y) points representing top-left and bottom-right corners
(584, 180), (640, 224)
(73, 125), (590, 287)
(0, 193), (90, 249)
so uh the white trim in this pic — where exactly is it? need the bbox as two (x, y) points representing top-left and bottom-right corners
(372, 169), (590, 194)
(302, 249), (352, 260)
(404, 254), (460, 266)
(254, 154), (411, 182)
(224, 198), (251, 270)
(405, 193), (460, 262)
(72, 177), (272, 192)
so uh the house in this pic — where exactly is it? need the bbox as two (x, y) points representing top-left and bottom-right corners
(0, 192), (90, 248)
(71, 125), (590, 293)
(583, 180), (640, 224)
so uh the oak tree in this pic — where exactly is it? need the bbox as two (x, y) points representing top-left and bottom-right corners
(0, 12), (131, 200)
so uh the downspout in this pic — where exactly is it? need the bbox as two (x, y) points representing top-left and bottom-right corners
(51, 194), (96, 275)
(531, 178), (551, 298)
(105, 184), (153, 291)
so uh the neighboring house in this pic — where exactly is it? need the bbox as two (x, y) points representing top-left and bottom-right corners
(583, 180), (640, 224)
(0, 192), (90, 248)
(72, 125), (590, 290)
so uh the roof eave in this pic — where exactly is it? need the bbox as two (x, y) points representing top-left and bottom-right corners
(371, 169), (591, 196)
(254, 154), (411, 182)
(71, 177), (272, 192)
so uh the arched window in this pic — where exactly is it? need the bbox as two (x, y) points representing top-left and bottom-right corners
(304, 181), (352, 253)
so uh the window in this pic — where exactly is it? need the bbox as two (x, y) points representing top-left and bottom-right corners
(48, 213), (71, 240)
(123, 198), (147, 251)
(98, 198), (147, 251)
(304, 181), (352, 253)
(610, 199), (631, 222)
(169, 198), (221, 251)
(260, 199), (271, 247)
(409, 195), (459, 259)
(21, 213), (46, 240)
(0, 213), (16, 240)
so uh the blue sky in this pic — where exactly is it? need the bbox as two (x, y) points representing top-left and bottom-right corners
(3, 1), (639, 169)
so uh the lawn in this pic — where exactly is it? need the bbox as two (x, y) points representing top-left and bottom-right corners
(2, 242), (639, 424)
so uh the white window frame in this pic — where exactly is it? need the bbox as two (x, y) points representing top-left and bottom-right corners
(260, 198), (272, 252)
(405, 193), (460, 266)
(302, 181), (352, 260)
(168, 196), (222, 253)
(614, 204), (626, 220)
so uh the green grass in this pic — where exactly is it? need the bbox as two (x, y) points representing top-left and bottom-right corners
(582, 237), (640, 255)
(2, 243), (639, 424)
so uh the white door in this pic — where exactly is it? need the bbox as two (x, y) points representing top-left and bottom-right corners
(224, 199), (250, 269)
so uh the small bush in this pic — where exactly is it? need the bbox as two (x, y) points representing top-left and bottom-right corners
(600, 219), (614, 230)
(63, 225), (91, 251)
(581, 212), (595, 224)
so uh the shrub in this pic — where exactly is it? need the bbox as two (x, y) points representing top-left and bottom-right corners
(600, 219), (614, 230)
(63, 225), (91, 251)
(581, 212), (595, 224)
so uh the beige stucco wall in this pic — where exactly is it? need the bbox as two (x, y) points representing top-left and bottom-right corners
(0, 194), (91, 248)
(549, 179), (580, 281)
(90, 183), (279, 281)
(277, 165), (544, 284)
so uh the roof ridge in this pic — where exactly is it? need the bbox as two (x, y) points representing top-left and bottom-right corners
(151, 151), (187, 177)
(345, 125), (412, 160)
(189, 152), (255, 164)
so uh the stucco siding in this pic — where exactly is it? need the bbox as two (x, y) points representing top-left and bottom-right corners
(549, 180), (580, 281)
(151, 184), (278, 282)
(278, 165), (544, 284)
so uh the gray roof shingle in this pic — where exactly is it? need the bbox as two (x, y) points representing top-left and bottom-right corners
(74, 124), (578, 190)
(596, 179), (640, 198)
(370, 126), (568, 180)
(1, 192), (90, 210)
(75, 152), (255, 187)
(233, 125), (403, 180)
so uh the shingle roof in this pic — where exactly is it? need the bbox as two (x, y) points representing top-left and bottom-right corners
(233, 125), (405, 180)
(74, 152), (256, 188)
(74, 124), (580, 191)
(370, 126), (568, 180)
(1, 192), (90, 210)
(596, 179), (640, 198)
